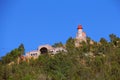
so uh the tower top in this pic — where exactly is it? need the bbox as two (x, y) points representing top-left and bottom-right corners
(77, 25), (83, 29)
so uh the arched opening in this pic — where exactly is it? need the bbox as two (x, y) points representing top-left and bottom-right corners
(40, 47), (48, 54)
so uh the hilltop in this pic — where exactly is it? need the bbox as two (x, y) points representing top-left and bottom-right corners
(0, 33), (120, 80)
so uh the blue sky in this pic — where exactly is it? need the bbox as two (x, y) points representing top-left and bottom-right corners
(0, 0), (120, 57)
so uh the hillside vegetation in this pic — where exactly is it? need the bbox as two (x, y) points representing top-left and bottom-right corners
(0, 34), (120, 80)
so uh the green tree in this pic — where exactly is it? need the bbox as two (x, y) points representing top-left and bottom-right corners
(109, 34), (119, 46)
(18, 43), (25, 56)
(66, 37), (75, 53)
(52, 42), (64, 48)
(100, 38), (108, 45)
(1, 44), (25, 64)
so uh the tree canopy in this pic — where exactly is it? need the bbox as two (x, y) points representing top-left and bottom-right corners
(0, 34), (120, 80)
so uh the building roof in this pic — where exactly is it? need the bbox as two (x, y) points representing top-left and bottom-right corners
(38, 44), (54, 50)
(77, 25), (83, 29)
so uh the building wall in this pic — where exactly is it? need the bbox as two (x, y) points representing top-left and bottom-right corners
(26, 45), (67, 58)
(26, 50), (40, 58)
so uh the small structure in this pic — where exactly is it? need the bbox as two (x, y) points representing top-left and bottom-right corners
(26, 50), (40, 58)
(26, 44), (67, 58)
(38, 44), (54, 54)
(75, 25), (87, 47)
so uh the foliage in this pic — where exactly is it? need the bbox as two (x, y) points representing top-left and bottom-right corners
(52, 42), (64, 48)
(1, 44), (25, 64)
(66, 37), (75, 53)
(0, 34), (120, 80)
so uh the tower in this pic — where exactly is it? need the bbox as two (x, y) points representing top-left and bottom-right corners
(76, 25), (83, 39)
(75, 25), (86, 47)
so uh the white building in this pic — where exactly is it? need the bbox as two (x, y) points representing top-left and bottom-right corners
(26, 44), (67, 58)
(75, 25), (87, 47)
(26, 50), (40, 58)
